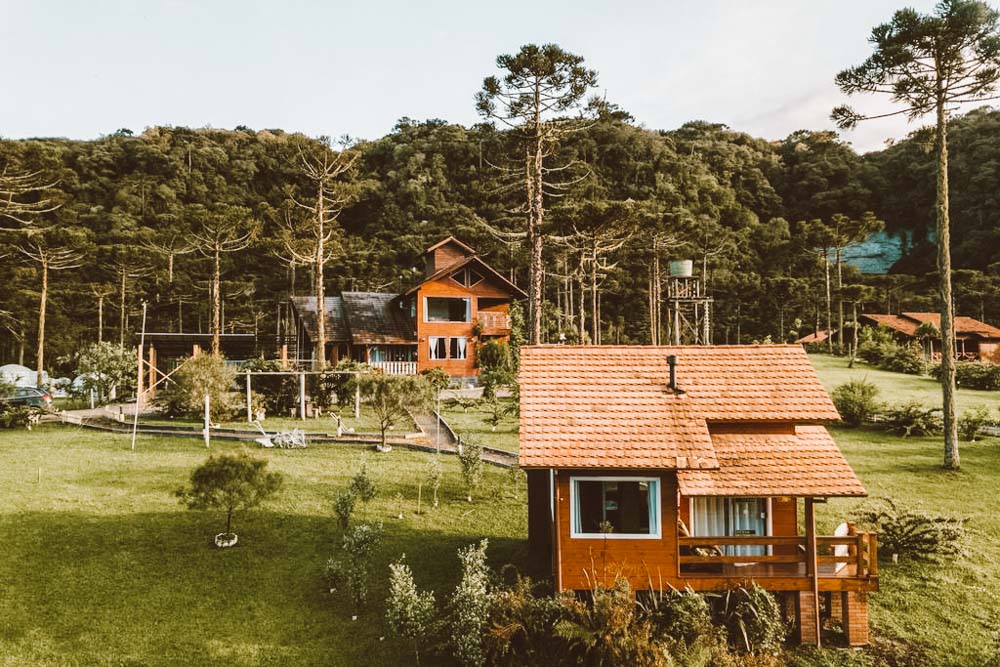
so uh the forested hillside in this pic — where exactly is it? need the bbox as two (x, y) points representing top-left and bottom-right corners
(1, 107), (999, 374)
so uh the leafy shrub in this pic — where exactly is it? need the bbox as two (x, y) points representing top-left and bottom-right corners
(717, 584), (786, 656)
(855, 498), (964, 560)
(958, 404), (993, 441)
(242, 358), (298, 416)
(458, 439), (485, 502)
(386, 556), (437, 664)
(156, 354), (237, 421)
(882, 401), (943, 437)
(349, 460), (377, 504)
(420, 367), (451, 394)
(880, 342), (927, 375)
(334, 489), (356, 530)
(856, 326), (897, 365)
(484, 575), (566, 666)
(449, 539), (492, 667)
(312, 359), (366, 410)
(0, 405), (41, 430)
(74, 342), (136, 402)
(425, 457), (443, 508)
(932, 361), (1000, 390)
(832, 379), (882, 426)
(331, 522), (384, 611)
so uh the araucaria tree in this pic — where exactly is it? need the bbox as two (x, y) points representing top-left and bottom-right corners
(834, 0), (1000, 470)
(476, 44), (599, 344)
(280, 140), (358, 369)
(192, 205), (258, 356)
(0, 166), (61, 228)
(175, 451), (283, 542)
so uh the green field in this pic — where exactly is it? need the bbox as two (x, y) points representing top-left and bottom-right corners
(808, 353), (1000, 415)
(138, 404), (413, 436)
(0, 427), (525, 666)
(439, 398), (519, 452)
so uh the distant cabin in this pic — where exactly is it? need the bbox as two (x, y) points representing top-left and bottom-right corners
(859, 312), (1000, 362)
(287, 237), (525, 379)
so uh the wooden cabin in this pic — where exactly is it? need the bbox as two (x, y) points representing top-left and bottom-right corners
(287, 237), (525, 379)
(520, 345), (878, 646)
(859, 312), (1000, 362)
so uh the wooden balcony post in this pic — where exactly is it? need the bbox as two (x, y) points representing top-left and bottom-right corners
(804, 498), (821, 647)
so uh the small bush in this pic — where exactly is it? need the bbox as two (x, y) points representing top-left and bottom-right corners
(880, 342), (927, 375)
(958, 404), (993, 441)
(856, 326), (897, 365)
(449, 539), (492, 667)
(832, 379), (882, 426)
(386, 556), (437, 664)
(855, 498), (964, 560)
(156, 354), (237, 421)
(932, 361), (1000, 390)
(334, 489), (356, 530)
(242, 358), (298, 416)
(332, 522), (384, 611)
(882, 401), (943, 437)
(0, 405), (41, 430)
(717, 584), (786, 656)
(349, 460), (377, 504)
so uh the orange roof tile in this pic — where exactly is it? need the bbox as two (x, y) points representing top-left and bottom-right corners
(518, 345), (840, 470)
(902, 312), (1000, 338)
(676, 426), (866, 497)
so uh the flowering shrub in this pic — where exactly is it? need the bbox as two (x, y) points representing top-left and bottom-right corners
(386, 556), (436, 664)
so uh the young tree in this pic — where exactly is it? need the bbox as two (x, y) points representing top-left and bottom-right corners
(358, 374), (433, 452)
(457, 439), (485, 502)
(834, 0), (1000, 470)
(18, 236), (84, 386)
(476, 44), (600, 344)
(192, 205), (258, 356)
(279, 140), (358, 369)
(75, 341), (136, 402)
(448, 539), (491, 667)
(386, 556), (436, 665)
(175, 451), (283, 542)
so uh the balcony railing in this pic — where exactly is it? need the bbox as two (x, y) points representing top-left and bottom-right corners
(477, 311), (511, 331)
(678, 532), (878, 580)
(369, 361), (418, 375)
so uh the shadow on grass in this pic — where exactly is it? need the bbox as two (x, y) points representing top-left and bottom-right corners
(0, 508), (530, 666)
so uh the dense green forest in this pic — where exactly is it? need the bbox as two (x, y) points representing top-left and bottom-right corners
(1, 106), (999, 375)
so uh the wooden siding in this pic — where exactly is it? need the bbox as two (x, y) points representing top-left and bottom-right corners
(555, 470), (678, 591)
(415, 276), (513, 377)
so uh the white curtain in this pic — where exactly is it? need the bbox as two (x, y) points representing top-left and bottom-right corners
(454, 336), (467, 360)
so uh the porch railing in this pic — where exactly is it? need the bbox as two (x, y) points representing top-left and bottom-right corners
(678, 532), (878, 578)
(369, 361), (418, 375)
(477, 311), (511, 331)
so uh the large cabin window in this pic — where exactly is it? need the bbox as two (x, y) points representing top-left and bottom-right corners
(690, 497), (769, 556)
(424, 297), (471, 323)
(570, 477), (660, 539)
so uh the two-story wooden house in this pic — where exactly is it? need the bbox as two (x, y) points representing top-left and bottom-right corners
(520, 345), (878, 646)
(288, 237), (525, 379)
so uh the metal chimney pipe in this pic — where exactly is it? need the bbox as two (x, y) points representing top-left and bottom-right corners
(667, 355), (677, 391)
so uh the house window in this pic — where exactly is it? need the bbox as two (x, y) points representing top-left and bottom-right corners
(429, 337), (447, 360)
(425, 297), (471, 322)
(450, 268), (485, 288)
(450, 337), (467, 360)
(570, 477), (660, 539)
(690, 497), (769, 556)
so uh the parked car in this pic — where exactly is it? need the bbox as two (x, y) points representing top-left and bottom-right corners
(0, 387), (52, 409)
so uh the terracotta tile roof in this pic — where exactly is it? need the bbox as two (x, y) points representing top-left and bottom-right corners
(518, 345), (840, 470)
(677, 426), (866, 497)
(341, 292), (416, 345)
(796, 329), (834, 344)
(289, 296), (351, 343)
(860, 313), (919, 336)
(403, 255), (528, 299)
(902, 312), (1000, 338)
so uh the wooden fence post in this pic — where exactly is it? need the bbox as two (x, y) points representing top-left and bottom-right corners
(246, 372), (252, 423)
(299, 372), (306, 420)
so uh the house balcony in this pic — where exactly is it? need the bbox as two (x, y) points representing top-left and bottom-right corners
(370, 361), (418, 375)
(677, 531), (879, 592)
(477, 311), (511, 333)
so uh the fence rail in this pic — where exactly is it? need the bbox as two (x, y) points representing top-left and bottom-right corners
(369, 361), (418, 375)
(478, 311), (511, 331)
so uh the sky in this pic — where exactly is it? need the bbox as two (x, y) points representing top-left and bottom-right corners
(1, 0), (954, 153)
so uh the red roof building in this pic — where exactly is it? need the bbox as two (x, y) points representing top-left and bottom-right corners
(520, 345), (876, 646)
(859, 312), (1000, 362)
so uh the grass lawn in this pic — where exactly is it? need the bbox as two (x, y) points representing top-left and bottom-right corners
(138, 404), (412, 436)
(439, 398), (519, 452)
(809, 353), (1000, 415)
(0, 425), (526, 666)
(817, 428), (1000, 667)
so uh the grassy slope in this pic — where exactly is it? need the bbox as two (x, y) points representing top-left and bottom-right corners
(439, 399), (519, 452)
(0, 427), (525, 666)
(139, 404), (411, 435)
(808, 353), (1000, 414)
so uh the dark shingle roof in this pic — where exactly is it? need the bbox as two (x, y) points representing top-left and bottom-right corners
(341, 292), (416, 345)
(289, 296), (351, 343)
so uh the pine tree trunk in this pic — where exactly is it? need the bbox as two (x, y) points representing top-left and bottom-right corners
(119, 268), (127, 346)
(36, 259), (48, 387)
(97, 295), (104, 344)
(212, 247), (221, 356)
(590, 246), (599, 345)
(836, 249), (844, 355)
(936, 95), (959, 470)
(315, 186), (327, 370)
(824, 257), (833, 354)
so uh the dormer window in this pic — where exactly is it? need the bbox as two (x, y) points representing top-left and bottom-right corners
(450, 267), (484, 288)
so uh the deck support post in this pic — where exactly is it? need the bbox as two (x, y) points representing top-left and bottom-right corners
(299, 372), (306, 420)
(804, 497), (821, 646)
(842, 591), (870, 646)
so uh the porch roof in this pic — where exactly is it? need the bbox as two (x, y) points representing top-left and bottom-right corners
(676, 425), (867, 497)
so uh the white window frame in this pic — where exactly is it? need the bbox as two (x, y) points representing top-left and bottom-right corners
(428, 336), (447, 360)
(450, 336), (468, 360)
(569, 475), (661, 540)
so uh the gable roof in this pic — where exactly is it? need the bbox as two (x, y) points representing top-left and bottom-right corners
(404, 254), (528, 299)
(425, 236), (475, 255)
(518, 345), (840, 472)
(289, 296), (351, 343)
(860, 312), (1000, 339)
(341, 292), (415, 345)
(676, 425), (866, 497)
